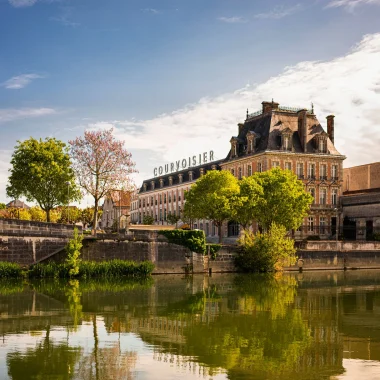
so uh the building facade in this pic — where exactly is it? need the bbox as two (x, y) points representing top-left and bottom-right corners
(100, 191), (131, 230)
(341, 162), (380, 240)
(134, 100), (346, 240)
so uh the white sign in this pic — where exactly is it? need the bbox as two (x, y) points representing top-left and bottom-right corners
(154, 150), (215, 177)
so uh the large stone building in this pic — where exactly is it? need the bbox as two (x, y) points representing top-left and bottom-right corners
(341, 162), (380, 240)
(134, 100), (346, 240)
(100, 190), (131, 230)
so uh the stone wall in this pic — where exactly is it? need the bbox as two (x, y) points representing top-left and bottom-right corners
(343, 162), (380, 192)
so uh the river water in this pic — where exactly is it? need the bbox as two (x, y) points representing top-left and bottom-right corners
(1, 271), (380, 380)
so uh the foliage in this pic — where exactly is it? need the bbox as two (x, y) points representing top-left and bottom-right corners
(246, 168), (313, 231)
(184, 170), (239, 242)
(8, 207), (31, 220)
(81, 207), (98, 227)
(142, 215), (154, 225)
(0, 262), (23, 278)
(28, 260), (154, 279)
(235, 223), (297, 272)
(159, 229), (206, 254)
(0, 203), (6, 209)
(166, 213), (180, 226)
(65, 228), (83, 277)
(6, 137), (81, 222)
(207, 244), (222, 260)
(69, 128), (137, 230)
(29, 206), (46, 222)
(232, 175), (263, 230)
(59, 206), (82, 224)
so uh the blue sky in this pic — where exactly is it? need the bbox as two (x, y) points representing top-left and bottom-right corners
(1, 0), (380, 203)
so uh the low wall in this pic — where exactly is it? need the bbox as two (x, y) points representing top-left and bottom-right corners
(303, 241), (380, 251)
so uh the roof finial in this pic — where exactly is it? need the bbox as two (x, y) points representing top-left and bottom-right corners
(272, 98), (274, 105)
(246, 108), (249, 119)
(311, 102), (314, 114)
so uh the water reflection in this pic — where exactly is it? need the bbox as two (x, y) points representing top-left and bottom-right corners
(1, 272), (380, 379)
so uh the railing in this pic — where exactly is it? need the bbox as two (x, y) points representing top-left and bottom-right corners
(246, 110), (263, 119)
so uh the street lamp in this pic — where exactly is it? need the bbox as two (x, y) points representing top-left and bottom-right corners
(65, 181), (70, 224)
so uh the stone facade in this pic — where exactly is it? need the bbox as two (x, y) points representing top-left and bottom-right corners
(99, 190), (131, 230)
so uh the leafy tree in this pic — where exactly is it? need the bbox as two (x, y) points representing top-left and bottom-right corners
(29, 206), (45, 222)
(81, 207), (96, 227)
(143, 215), (154, 225)
(235, 223), (297, 272)
(167, 213), (180, 226)
(69, 129), (137, 232)
(6, 138), (81, 222)
(184, 170), (239, 243)
(6, 207), (31, 220)
(59, 206), (81, 224)
(250, 168), (313, 231)
(232, 175), (263, 230)
(0, 203), (6, 209)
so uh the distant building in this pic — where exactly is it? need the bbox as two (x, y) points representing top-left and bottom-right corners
(6, 200), (30, 209)
(136, 100), (346, 240)
(342, 162), (380, 240)
(100, 191), (131, 230)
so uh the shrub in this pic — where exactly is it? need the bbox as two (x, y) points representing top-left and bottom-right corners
(0, 262), (23, 278)
(207, 244), (222, 260)
(159, 229), (206, 254)
(143, 215), (154, 225)
(235, 223), (297, 273)
(65, 227), (83, 277)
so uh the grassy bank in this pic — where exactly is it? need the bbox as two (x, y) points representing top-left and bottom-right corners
(0, 260), (154, 279)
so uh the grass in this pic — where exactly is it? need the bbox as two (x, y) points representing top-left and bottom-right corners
(0, 262), (23, 278)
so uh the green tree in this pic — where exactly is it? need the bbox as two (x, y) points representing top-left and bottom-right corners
(6, 138), (81, 222)
(232, 175), (263, 230)
(251, 168), (313, 231)
(0, 203), (6, 209)
(59, 206), (81, 224)
(184, 170), (239, 243)
(143, 215), (154, 225)
(166, 213), (180, 227)
(235, 223), (297, 272)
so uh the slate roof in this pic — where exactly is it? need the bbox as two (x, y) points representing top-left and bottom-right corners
(226, 106), (343, 160)
(6, 199), (30, 209)
(140, 159), (224, 193)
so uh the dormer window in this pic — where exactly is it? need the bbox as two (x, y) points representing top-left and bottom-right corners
(230, 137), (238, 158)
(143, 183), (147, 191)
(151, 181), (155, 190)
(168, 176), (173, 186)
(178, 174), (183, 184)
(281, 128), (293, 151)
(246, 131), (260, 154)
(315, 132), (328, 153)
(189, 171), (194, 181)
(199, 168), (204, 177)
(159, 179), (164, 188)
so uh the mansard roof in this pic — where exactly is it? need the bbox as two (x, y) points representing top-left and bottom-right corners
(139, 159), (224, 193)
(226, 103), (343, 160)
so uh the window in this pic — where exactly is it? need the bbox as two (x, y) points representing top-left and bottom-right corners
(283, 136), (290, 150)
(308, 163), (316, 179)
(169, 195), (171, 203)
(173, 194), (176, 202)
(296, 163), (304, 179)
(320, 188), (327, 205)
(238, 167), (242, 179)
(206, 223), (209, 236)
(319, 139), (327, 153)
(189, 172), (193, 181)
(258, 162), (262, 172)
(308, 217), (314, 232)
(231, 168), (235, 176)
(285, 162), (292, 171)
(332, 165), (338, 180)
(160, 179), (164, 188)
(164, 194), (167, 204)
(272, 161), (280, 168)
(320, 217), (326, 234)
(247, 165), (252, 176)
(332, 188), (338, 205)
(179, 174), (183, 184)
(309, 188), (315, 204)
(320, 164), (327, 180)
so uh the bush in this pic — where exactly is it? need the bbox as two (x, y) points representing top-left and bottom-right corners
(235, 223), (297, 273)
(28, 260), (155, 279)
(207, 244), (222, 260)
(143, 215), (154, 225)
(65, 227), (83, 277)
(0, 262), (23, 278)
(159, 229), (206, 254)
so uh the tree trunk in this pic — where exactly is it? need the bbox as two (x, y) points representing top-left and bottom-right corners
(92, 198), (98, 234)
(218, 223), (223, 244)
(46, 208), (51, 222)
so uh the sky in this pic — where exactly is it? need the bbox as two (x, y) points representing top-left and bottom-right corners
(1, 0), (380, 204)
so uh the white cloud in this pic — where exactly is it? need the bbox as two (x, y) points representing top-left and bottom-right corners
(0, 108), (56, 123)
(254, 4), (302, 19)
(80, 33), (380, 186)
(141, 8), (160, 14)
(326, 0), (380, 11)
(218, 16), (247, 23)
(2, 74), (44, 89)
(50, 7), (80, 27)
(8, 0), (37, 7)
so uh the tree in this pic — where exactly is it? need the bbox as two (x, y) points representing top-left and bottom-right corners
(235, 223), (297, 272)
(184, 170), (239, 243)
(6, 138), (81, 222)
(29, 206), (45, 221)
(232, 175), (263, 230)
(250, 168), (313, 231)
(69, 129), (137, 232)
(0, 203), (6, 210)
(167, 213), (180, 227)
(143, 215), (154, 225)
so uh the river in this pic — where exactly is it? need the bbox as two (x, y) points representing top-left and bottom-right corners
(1, 271), (380, 379)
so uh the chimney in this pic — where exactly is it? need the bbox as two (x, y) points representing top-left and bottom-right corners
(326, 115), (335, 144)
(262, 100), (279, 114)
(297, 109), (308, 152)
(238, 123), (244, 134)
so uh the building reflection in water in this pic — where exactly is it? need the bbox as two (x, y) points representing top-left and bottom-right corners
(1, 272), (380, 379)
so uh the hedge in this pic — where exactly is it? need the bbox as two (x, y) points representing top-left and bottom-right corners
(159, 229), (206, 254)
